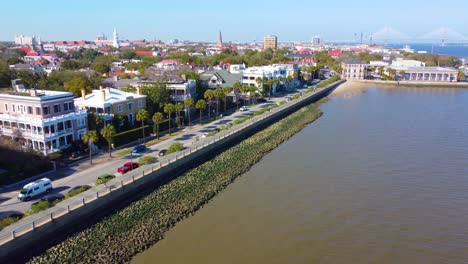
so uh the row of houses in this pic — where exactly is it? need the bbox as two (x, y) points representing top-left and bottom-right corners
(0, 80), (147, 155)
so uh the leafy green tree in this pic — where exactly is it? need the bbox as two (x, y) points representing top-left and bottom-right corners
(100, 124), (116, 157)
(240, 85), (251, 105)
(399, 70), (406, 81)
(184, 98), (194, 126)
(222, 87), (231, 112)
(0, 59), (12, 88)
(195, 99), (207, 124)
(175, 102), (184, 128)
(458, 70), (465, 81)
(64, 77), (93, 97)
(82, 49), (99, 62)
(61, 60), (82, 70)
(164, 103), (175, 135)
(140, 82), (171, 114)
(136, 109), (149, 143)
(152, 112), (164, 139)
(90, 61), (111, 74)
(83, 130), (98, 164)
(15, 71), (39, 88)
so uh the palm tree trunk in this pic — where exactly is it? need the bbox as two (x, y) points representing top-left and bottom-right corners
(142, 121), (145, 143)
(89, 147), (92, 165)
(200, 110), (202, 125)
(168, 114), (171, 135)
(157, 124), (159, 139)
(108, 143), (111, 158)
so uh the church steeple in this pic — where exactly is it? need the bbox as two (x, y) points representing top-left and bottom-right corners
(113, 28), (120, 48)
(218, 30), (223, 49)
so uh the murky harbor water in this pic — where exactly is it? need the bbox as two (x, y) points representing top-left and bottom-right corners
(133, 86), (468, 264)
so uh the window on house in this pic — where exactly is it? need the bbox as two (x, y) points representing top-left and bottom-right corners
(128, 102), (133, 111)
(138, 100), (143, 108)
(63, 103), (69, 111)
(118, 104), (123, 113)
(53, 104), (60, 113)
(43, 106), (49, 115)
(12, 104), (15, 112)
(36, 107), (41, 115)
(27, 106), (33, 114)
(4, 104), (8, 112)
(68, 102), (74, 110)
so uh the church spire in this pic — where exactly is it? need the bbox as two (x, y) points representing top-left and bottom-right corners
(218, 30), (223, 49)
(113, 28), (120, 48)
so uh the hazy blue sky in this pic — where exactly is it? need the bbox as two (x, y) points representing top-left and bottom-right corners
(2, 0), (468, 43)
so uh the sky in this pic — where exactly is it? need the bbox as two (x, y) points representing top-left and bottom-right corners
(2, 0), (468, 43)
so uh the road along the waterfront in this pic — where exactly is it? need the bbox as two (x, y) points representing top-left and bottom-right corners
(0, 80), (344, 263)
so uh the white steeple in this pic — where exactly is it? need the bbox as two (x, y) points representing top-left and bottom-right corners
(112, 28), (119, 48)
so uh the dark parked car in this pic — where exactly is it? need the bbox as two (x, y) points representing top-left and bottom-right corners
(158, 149), (167, 156)
(33, 193), (65, 205)
(132, 145), (146, 154)
(256, 98), (267, 103)
(96, 174), (116, 184)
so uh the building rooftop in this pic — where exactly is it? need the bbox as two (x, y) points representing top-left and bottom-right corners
(342, 58), (364, 65)
(74, 87), (145, 108)
(0, 89), (74, 102)
(200, 69), (242, 87)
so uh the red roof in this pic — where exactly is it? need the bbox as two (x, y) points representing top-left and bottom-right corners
(26, 52), (39, 56)
(158, 59), (178, 64)
(329, 50), (342, 57)
(135, 50), (153, 56)
(17, 47), (32, 53)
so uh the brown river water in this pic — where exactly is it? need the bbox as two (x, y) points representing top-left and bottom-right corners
(133, 86), (468, 264)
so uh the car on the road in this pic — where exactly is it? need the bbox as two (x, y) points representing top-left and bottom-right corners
(158, 149), (167, 156)
(117, 162), (139, 174)
(33, 193), (65, 205)
(17, 178), (53, 201)
(132, 145), (146, 154)
(96, 174), (116, 184)
(256, 98), (267, 103)
(239, 106), (248, 111)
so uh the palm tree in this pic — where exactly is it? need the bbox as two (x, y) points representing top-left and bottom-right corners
(204, 90), (214, 119)
(136, 109), (148, 143)
(233, 81), (242, 108)
(184, 98), (194, 126)
(195, 99), (207, 124)
(249, 86), (257, 102)
(175, 102), (184, 128)
(399, 70), (406, 81)
(214, 88), (225, 116)
(222, 87), (231, 112)
(100, 124), (116, 157)
(152, 112), (164, 139)
(164, 103), (175, 135)
(241, 85), (251, 105)
(83, 130), (98, 164)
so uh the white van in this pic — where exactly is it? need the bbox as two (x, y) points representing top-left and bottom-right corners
(18, 178), (53, 201)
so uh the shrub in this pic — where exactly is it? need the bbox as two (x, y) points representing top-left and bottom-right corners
(65, 186), (91, 199)
(26, 201), (55, 216)
(138, 155), (156, 165)
(0, 216), (22, 230)
(166, 142), (184, 155)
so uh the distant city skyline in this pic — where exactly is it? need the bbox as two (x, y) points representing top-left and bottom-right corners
(2, 0), (468, 43)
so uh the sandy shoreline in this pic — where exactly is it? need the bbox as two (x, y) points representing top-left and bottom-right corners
(331, 81), (370, 97)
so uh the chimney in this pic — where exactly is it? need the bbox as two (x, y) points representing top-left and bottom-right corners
(81, 88), (86, 100)
(99, 85), (103, 91)
(136, 86), (140, 95)
(181, 74), (187, 81)
(30, 89), (38, 97)
(106, 87), (111, 93)
(101, 89), (106, 101)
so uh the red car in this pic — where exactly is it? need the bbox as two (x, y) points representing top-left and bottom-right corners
(117, 162), (139, 174)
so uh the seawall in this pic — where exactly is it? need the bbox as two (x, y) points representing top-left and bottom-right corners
(0, 80), (345, 263)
